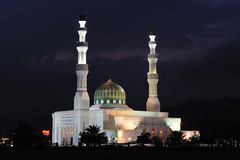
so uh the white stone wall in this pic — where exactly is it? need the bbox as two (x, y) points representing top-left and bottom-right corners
(52, 108), (181, 146)
(117, 130), (142, 143)
(52, 110), (90, 146)
(89, 110), (104, 130)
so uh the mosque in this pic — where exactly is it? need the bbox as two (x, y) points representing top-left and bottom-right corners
(52, 15), (181, 146)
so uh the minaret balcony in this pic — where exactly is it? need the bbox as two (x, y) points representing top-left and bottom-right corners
(148, 41), (156, 45)
(148, 54), (158, 58)
(76, 64), (88, 70)
(148, 73), (158, 79)
(77, 42), (88, 46)
(78, 27), (87, 31)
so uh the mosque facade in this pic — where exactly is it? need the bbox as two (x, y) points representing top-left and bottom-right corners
(52, 15), (181, 146)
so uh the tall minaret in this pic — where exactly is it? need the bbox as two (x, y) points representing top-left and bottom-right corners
(74, 15), (90, 110)
(146, 29), (160, 112)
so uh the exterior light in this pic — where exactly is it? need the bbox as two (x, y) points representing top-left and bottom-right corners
(42, 130), (50, 136)
(118, 130), (123, 138)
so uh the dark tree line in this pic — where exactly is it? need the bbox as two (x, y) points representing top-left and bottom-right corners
(9, 124), (50, 148)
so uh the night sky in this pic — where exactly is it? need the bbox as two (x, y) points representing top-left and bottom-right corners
(1, 0), (240, 135)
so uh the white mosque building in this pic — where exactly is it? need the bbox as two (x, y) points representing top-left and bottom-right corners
(52, 15), (181, 146)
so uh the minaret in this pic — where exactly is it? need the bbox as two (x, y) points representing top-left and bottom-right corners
(74, 15), (90, 110)
(146, 29), (160, 112)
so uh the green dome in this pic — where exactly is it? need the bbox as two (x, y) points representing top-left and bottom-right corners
(94, 78), (126, 105)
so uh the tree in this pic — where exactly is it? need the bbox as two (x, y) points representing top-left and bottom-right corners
(152, 136), (164, 146)
(189, 135), (200, 144)
(79, 125), (108, 146)
(167, 131), (185, 144)
(199, 131), (214, 144)
(11, 124), (36, 147)
(137, 132), (152, 146)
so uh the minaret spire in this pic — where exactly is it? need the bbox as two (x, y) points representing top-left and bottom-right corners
(74, 15), (90, 110)
(146, 28), (160, 112)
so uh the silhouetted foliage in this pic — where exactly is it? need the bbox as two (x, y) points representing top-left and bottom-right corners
(166, 98), (240, 140)
(79, 125), (108, 146)
(137, 132), (152, 145)
(168, 131), (185, 144)
(189, 135), (200, 144)
(11, 124), (36, 147)
(199, 131), (215, 144)
(152, 136), (164, 146)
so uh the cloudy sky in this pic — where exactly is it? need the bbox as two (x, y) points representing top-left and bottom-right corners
(0, 0), (240, 134)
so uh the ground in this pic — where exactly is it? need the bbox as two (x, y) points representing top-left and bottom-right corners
(0, 146), (239, 160)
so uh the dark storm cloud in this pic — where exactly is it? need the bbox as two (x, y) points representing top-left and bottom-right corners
(0, 0), (240, 134)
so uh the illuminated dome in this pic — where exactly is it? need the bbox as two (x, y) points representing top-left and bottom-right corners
(94, 78), (126, 105)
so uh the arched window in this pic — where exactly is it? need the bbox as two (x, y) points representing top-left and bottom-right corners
(96, 100), (99, 104)
(107, 99), (110, 104)
(152, 128), (156, 136)
(101, 100), (104, 104)
(119, 100), (121, 104)
(113, 100), (116, 104)
(159, 128), (164, 138)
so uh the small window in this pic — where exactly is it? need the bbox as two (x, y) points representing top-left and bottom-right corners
(107, 99), (110, 103)
(119, 100), (121, 104)
(113, 100), (116, 104)
(101, 100), (104, 104)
